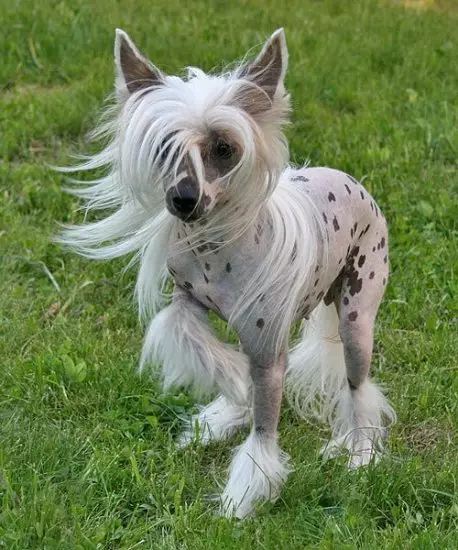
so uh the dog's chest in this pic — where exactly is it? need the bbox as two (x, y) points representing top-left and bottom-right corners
(167, 227), (265, 318)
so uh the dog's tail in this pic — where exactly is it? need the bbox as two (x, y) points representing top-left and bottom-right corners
(285, 301), (346, 424)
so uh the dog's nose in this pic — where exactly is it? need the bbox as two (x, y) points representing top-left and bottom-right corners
(166, 178), (199, 216)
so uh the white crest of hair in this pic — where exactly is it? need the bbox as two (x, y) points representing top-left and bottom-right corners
(286, 302), (396, 466)
(140, 295), (251, 405)
(220, 431), (291, 518)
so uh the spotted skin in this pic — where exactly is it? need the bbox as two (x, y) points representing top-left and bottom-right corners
(167, 166), (389, 438)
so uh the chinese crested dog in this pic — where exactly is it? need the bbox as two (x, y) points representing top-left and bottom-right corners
(58, 28), (396, 517)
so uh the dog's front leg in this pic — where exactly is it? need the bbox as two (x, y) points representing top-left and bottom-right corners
(221, 345), (291, 518)
(141, 286), (251, 443)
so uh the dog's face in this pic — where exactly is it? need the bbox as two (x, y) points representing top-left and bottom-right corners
(114, 29), (290, 223)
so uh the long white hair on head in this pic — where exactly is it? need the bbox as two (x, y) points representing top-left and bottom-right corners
(56, 29), (294, 322)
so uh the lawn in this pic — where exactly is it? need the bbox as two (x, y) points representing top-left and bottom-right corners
(1, 0), (457, 548)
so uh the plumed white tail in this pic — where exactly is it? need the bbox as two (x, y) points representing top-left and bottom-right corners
(286, 302), (346, 424)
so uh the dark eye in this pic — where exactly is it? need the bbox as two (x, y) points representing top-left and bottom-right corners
(215, 139), (234, 160)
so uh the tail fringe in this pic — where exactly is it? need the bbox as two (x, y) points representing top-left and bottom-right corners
(286, 302), (347, 424)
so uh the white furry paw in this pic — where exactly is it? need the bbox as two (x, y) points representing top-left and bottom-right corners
(177, 395), (250, 448)
(219, 432), (291, 518)
(320, 427), (387, 468)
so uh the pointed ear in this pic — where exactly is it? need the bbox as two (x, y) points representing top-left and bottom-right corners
(240, 29), (288, 100)
(114, 29), (164, 99)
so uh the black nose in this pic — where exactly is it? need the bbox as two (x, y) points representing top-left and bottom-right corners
(166, 178), (199, 216)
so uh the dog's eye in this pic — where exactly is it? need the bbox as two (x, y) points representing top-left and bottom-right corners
(215, 139), (234, 160)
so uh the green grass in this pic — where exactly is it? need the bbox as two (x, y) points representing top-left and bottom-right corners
(1, 0), (457, 547)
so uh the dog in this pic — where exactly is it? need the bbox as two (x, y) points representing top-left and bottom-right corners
(58, 28), (396, 518)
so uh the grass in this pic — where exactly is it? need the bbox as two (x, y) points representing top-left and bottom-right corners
(1, 0), (457, 547)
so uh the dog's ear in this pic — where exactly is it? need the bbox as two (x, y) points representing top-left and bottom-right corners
(114, 29), (164, 99)
(241, 29), (288, 100)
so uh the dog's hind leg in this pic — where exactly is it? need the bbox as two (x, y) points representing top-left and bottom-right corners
(322, 245), (396, 467)
(286, 248), (395, 467)
(140, 286), (250, 445)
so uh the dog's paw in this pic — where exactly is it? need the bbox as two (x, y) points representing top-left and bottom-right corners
(320, 428), (387, 468)
(219, 432), (291, 518)
(176, 395), (250, 449)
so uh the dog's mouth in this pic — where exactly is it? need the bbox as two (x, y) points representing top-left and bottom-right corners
(165, 201), (205, 222)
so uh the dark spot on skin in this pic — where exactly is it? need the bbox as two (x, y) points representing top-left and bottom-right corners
(328, 192), (336, 202)
(349, 277), (363, 296)
(350, 228), (354, 238)
(377, 243), (381, 250)
(315, 265), (320, 273)
(347, 175), (359, 185)
(348, 377), (357, 390)
(317, 291), (324, 301)
(333, 216), (340, 232)
(383, 278), (387, 285)
(304, 294), (310, 302)
(203, 274), (209, 284)
(197, 244), (208, 253)
(177, 231), (181, 239)
(291, 242), (297, 262)
(360, 190), (365, 200)
(256, 318), (265, 329)
(348, 311), (358, 321)
(373, 246), (376, 252)
(260, 294), (265, 302)
(291, 175), (309, 182)
(346, 249), (363, 296)
(343, 296), (349, 305)
(256, 224), (263, 237)
(358, 255), (366, 268)
(314, 279), (319, 287)
(324, 269), (344, 305)
(205, 262), (211, 271)
(364, 224), (371, 234)
(184, 281), (193, 290)
(344, 184), (351, 194)
(380, 237), (386, 248)
(255, 425), (266, 434)
(323, 212), (328, 224)
(339, 258), (343, 264)
(354, 222), (358, 233)
(254, 234), (260, 245)
(384, 255), (388, 264)
(369, 271), (375, 279)
(358, 230), (364, 239)
(301, 305), (310, 318)
(226, 262), (232, 273)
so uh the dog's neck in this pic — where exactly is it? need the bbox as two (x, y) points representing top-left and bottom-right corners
(172, 199), (270, 253)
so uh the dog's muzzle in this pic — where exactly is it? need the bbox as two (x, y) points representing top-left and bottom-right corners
(166, 178), (203, 221)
